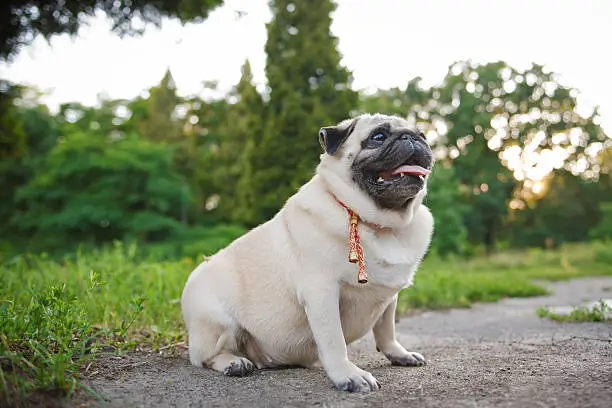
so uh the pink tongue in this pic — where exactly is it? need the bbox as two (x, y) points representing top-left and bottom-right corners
(391, 165), (430, 176)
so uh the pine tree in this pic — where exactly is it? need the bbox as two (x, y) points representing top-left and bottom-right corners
(249, 0), (358, 224)
(215, 60), (265, 225)
(176, 92), (230, 224)
(139, 69), (182, 143)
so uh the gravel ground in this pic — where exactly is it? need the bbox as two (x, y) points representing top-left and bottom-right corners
(74, 277), (612, 408)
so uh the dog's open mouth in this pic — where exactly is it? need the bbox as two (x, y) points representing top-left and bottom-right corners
(376, 164), (430, 184)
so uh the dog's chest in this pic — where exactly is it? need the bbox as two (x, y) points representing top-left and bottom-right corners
(338, 282), (395, 344)
(355, 228), (420, 288)
(332, 230), (419, 344)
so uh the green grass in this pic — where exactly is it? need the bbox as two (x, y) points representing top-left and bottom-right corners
(397, 240), (612, 314)
(536, 299), (612, 322)
(0, 242), (193, 406)
(1, 240), (611, 404)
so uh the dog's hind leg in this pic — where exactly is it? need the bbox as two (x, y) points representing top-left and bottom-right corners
(209, 352), (255, 377)
(182, 265), (256, 377)
(187, 320), (256, 377)
(186, 319), (225, 367)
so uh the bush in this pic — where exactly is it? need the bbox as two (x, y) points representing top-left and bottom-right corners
(142, 224), (247, 260)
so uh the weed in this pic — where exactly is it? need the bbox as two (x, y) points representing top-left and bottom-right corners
(0, 247), (160, 405)
(397, 241), (612, 314)
(536, 300), (612, 322)
(0, 279), (106, 406)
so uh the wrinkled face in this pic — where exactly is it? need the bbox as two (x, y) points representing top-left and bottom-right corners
(319, 114), (434, 210)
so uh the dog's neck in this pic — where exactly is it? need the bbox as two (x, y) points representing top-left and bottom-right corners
(316, 163), (426, 230)
(331, 194), (386, 231)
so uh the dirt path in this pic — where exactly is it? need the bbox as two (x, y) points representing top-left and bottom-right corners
(77, 277), (612, 408)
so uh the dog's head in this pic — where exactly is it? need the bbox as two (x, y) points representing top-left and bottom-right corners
(318, 114), (434, 212)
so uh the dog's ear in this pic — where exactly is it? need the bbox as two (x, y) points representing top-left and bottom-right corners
(318, 119), (357, 155)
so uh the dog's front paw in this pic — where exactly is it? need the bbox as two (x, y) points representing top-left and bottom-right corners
(387, 351), (426, 367)
(332, 366), (381, 392)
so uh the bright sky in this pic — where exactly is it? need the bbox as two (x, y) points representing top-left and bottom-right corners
(1, 0), (612, 137)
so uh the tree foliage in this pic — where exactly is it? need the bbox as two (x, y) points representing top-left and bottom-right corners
(246, 0), (358, 224)
(214, 60), (265, 225)
(137, 69), (183, 143)
(0, 80), (25, 160)
(12, 132), (188, 251)
(359, 60), (611, 253)
(0, 86), (58, 242)
(0, 0), (224, 61)
(509, 170), (602, 247)
(425, 164), (468, 257)
(1, 2), (611, 258)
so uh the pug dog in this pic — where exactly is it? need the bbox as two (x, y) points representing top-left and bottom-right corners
(181, 113), (434, 392)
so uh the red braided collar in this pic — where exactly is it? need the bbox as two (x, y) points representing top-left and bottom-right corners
(332, 196), (383, 230)
(331, 195), (380, 284)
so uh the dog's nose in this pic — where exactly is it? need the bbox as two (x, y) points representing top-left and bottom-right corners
(399, 135), (415, 151)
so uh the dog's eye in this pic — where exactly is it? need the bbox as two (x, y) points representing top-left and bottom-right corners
(371, 133), (386, 143)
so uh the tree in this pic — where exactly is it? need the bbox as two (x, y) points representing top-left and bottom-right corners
(590, 202), (612, 241)
(597, 147), (612, 188)
(359, 61), (609, 253)
(55, 98), (132, 138)
(214, 60), (265, 225)
(21, 104), (60, 156)
(0, 80), (25, 161)
(137, 69), (183, 143)
(434, 61), (608, 253)
(510, 169), (602, 247)
(177, 91), (230, 222)
(249, 0), (358, 224)
(0, 0), (224, 61)
(425, 164), (468, 257)
(0, 82), (26, 244)
(0, 86), (61, 249)
(12, 132), (189, 252)
(130, 70), (195, 224)
(359, 78), (433, 119)
(588, 147), (612, 241)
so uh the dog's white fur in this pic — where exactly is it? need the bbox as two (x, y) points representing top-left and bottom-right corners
(181, 114), (434, 392)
